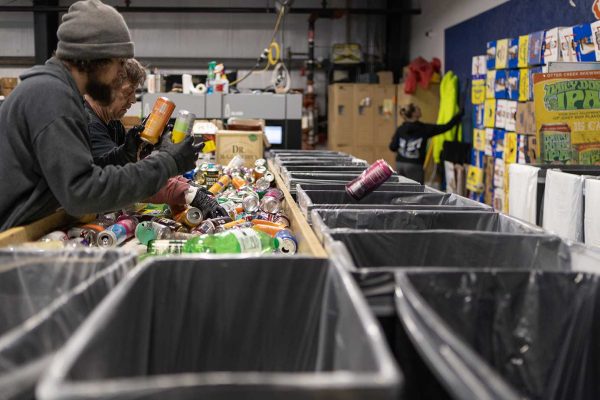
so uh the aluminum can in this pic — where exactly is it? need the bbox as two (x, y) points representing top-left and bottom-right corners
(171, 110), (196, 144)
(140, 97), (176, 145)
(345, 159), (395, 200)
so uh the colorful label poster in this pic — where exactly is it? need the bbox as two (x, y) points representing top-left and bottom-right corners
(534, 70), (600, 165)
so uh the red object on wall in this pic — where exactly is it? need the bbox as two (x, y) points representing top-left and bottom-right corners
(404, 57), (442, 94)
(594, 0), (600, 20)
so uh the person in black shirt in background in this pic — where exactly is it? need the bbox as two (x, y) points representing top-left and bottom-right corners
(389, 103), (463, 183)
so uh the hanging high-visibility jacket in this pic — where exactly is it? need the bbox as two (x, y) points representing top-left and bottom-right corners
(431, 71), (462, 164)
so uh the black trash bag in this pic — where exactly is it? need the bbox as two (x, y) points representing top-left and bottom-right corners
(396, 270), (600, 400)
(37, 257), (400, 400)
(0, 249), (135, 400)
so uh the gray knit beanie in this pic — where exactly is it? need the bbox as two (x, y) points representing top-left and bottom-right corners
(56, 0), (134, 60)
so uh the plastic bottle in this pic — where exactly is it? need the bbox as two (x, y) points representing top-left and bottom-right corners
(183, 228), (278, 254)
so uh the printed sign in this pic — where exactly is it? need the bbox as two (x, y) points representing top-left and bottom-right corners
(534, 70), (600, 165)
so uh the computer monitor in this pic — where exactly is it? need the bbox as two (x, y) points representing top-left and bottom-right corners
(264, 125), (283, 145)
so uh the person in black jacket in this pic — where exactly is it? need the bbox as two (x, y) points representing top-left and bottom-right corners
(389, 103), (463, 183)
(0, 0), (201, 231)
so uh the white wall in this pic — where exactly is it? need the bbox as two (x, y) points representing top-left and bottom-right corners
(409, 0), (508, 67)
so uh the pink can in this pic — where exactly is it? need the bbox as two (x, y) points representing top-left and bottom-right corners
(345, 159), (395, 200)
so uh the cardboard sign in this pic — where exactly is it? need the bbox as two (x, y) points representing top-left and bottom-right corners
(559, 27), (577, 62)
(472, 55), (487, 79)
(496, 39), (509, 69)
(486, 70), (496, 99)
(484, 99), (496, 128)
(528, 31), (545, 66)
(518, 35), (530, 68)
(508, 38), (519, 69)
(574, 24), (597, 62)
(534, 70), (600, 165)
(487, 41), (497, 70)
(471, 79), (486, 105)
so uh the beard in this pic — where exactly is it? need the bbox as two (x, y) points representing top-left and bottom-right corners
(85, 72), (115, 107)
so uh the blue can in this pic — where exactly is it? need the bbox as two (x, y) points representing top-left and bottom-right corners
(275, 229), (298, 255)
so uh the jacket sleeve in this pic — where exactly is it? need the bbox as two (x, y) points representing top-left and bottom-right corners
(419, 113), (463, 139)
(389, 127), (401, 152)
(33, 116), (179, 215)
(88, 118), (131, 167)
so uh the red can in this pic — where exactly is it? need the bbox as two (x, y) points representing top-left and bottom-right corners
(345, 159), (395, 200)
(141, 97), (176, 145)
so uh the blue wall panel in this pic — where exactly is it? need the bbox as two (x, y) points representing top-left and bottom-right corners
(445, 0), (597, 141)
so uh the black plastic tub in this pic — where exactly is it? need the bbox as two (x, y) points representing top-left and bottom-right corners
(37, 256), (401, 400)
(0, 249), (135, 400)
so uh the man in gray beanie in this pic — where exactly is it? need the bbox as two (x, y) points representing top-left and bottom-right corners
(0, 0), (201, 231)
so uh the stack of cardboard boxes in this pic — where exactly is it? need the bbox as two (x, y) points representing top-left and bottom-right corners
(328, 81), (440, 166)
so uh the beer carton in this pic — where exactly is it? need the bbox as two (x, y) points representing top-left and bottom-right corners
(494, 69), (508, 99)
(574, 23), (597, 62)
(486, 41), (497, 70)
(544, 27), (562, 63)
(485, 128), (494, 156)
(507, 69), (520, 101)
(495, 39), (509, 69)
(505, 100), (518, 132)
(508, 38), (519, 69)
(472, 55), (487, 79)
(528, 31), (545, 66)
(484, 99), (496, 128)
(486, 70), (496, 99)
(495, 99), (508, 129)
(559, 26), (577, 62)
(591, 20), (600, 61)
(473, 103), (485, 129)
(471, 79), (486, 105)
(518, 35), (530, 68)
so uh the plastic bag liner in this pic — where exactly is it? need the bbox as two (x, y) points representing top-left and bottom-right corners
(37, 256), (401, 400)
(327, 230), (570, 273)
(395, 269), (600, 400)
(311, 209), (545, 243)
(297, 188), (490, 223)
(0, 248), (135, 400)
(281, 166), (369, 173)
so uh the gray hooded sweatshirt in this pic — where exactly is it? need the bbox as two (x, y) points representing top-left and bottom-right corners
(0, 58), (178, 231)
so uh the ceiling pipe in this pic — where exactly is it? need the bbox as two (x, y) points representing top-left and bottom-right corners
(0, 5), (421, 15)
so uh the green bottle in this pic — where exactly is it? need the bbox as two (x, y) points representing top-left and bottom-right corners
(183, 228), (278, 254)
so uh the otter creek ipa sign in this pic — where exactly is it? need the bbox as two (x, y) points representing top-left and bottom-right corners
(534, 70), (600, 165)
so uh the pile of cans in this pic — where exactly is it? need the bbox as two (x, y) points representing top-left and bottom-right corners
(31, 156), (298, 255)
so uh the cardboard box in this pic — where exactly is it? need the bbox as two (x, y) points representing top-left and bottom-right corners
(473, 104), (485, 129)
(466, 165), (485, 193)
(484, 99), (496, 128)
(397, 83), (440, 125)
(0, 77), (17, 97)
(494, 69), (508, 99)
(485, 128), (494, 156)
(507, 70), (520, 101)
(473, 128), (487, 152)
(544, 27), (562, 63)
(493, 188), (505, 212)
(495, 39), (509, 69)
(507, 38), (519, 69)
(485, 70), (496, 99)
(495, 99), (507, 129)
(353, 84), (375, 141)
(559, 27), (577, 62)
(591, 20), (600, 60)
(528, 31), (545, 66)
(516, 102), (535, 134)
(527, 135), (538, 164)
(328, 84), (354, 147)
(472, 55), (487, 79)
(471, 79), (486, 105)
(534, 70), (600, 165)
(493, 157), (505, 189)
(517, 134), (528, 164)
(377, 71), (394, 84)
(518, 35), (530, 68)
(373, 84), (397, 146)
(486, 41), (497, 70)
(216, 130), (264, 165)
(529, 67), (543, 101)
(574, 23), (597, 62)
(519, 68), (530, 102)
(505, 100), (518, 132)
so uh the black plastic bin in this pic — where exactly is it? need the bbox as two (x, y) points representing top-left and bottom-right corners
(311, 209), (544, 242)
(297, 189), (489, 222)
(328, 230), (569, 273)
(394, 269), (600, 400)
(0, 249), (135, 400)
(37, 256), (401, 400)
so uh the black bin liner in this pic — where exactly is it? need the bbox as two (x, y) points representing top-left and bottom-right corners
(329, 230), (570, 272)
(298, 189), (489, 222)
(0, 249), (134, 400)
(311, 209), (544, 242)
(395, 269), (600, 400)
(37, 257), (401, 400)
